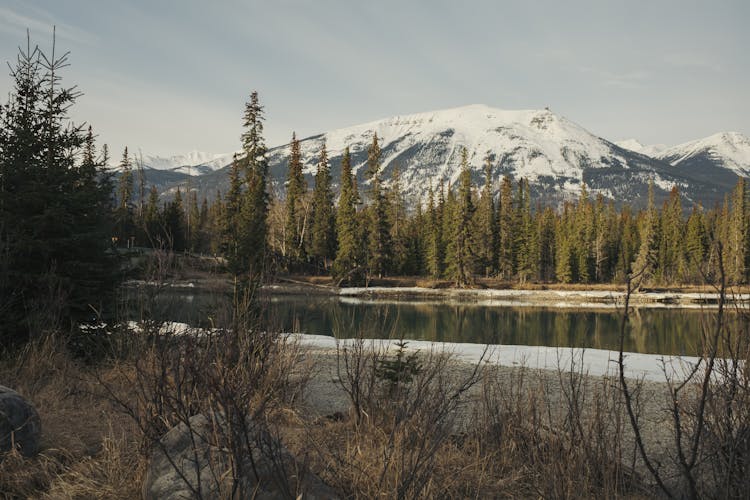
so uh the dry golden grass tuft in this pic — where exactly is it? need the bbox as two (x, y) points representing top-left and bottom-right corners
(0, 336), (142, 499)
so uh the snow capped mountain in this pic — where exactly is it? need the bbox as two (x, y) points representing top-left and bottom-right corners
(658, 132), (750, 175)
(614, 139), (666, 157)
(129, 105), (738, 209)
(265, 104), (722, 207)
(654, 132), (750, 192)
(138, 151), (236, 175)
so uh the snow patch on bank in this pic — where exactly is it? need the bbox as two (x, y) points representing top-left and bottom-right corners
(290, 333), (702, 383)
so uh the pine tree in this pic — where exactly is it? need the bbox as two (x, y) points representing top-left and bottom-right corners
(188, 190), (201, 252)
(144, 185), (162, 245)
(388, 165), (408, 275)
(684, 205), (708, 282)
(115, 147), (134, 247)
(163, 188), (186, 251)
(573, 184), (595, 283)
(555, 202), (575, 283)
(658, 186), (685, 284)
(497, 176), (515, 280)
(284, 132), (307, 268)
(515, 178), (536, 284)
(633, 180), (661, 287)
(537, 206), (557, 281)
(726, 178), (750, 283)
(474, 155), (497, 277)
(425, 184), (444, 279)
(0, 37), (117, 343)
(364, 133), (392, 278)
(232, 91), (269, 284)
(310, 143), (336, 271)
(223, 153), (243, 260)
(333, 147), (362, 283)
(445, 148), (475, 286)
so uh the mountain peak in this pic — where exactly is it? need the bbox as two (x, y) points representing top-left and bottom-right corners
(657, 131), (750, 174)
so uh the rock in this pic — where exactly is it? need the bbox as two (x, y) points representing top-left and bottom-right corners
(142, 413), (339, 500)
(0, 385), (42, 457)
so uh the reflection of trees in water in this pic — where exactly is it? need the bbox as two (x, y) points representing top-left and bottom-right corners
(268, 296), (711, 355)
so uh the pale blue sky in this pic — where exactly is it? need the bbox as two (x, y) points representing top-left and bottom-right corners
(1, 0), (748, 157)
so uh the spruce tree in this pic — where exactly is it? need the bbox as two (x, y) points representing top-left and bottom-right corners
(388, 165), (408, 275)
(364, 133), (392, 278)
(633, 180), (661, 287)
(445, 148), (475, 286)
(115, 147), (134, 247)
(144, 185), (162, 245)
(474, 154), (497, 277)
(537, 206), (557, 282)
(425, 184), (444, 279)
(684, 205), (708, 282)
(284, 132), (307, 268)
(0, 37), (117, 343)
(515, 178), (536, 284)
(232, 90), (269, 284)
(310, 143), (336, 271)
(658, 186), (685, 284)
(497, 176), (515, 280)
(333, 147), (362, 283)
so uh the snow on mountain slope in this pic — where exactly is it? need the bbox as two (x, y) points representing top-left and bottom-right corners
(657, 132), (750, 176)
(615, 139), (666, 157)
(139, 151), (236, 175)
(265, 104), (719, 207)
(652, 132), (750, 192)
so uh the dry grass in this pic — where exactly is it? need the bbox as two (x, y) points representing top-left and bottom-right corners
(0, 336), (142, 499)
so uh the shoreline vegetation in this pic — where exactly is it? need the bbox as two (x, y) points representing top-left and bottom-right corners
(127, 271), (750, 308)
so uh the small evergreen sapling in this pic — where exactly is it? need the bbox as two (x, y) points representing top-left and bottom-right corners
(375, 340), (422, 394)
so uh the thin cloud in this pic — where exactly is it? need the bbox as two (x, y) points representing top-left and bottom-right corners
(0, 5), (97, 46)
(578, 66), (651, 89)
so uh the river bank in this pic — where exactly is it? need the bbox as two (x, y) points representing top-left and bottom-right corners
(265, 280), (748, 309)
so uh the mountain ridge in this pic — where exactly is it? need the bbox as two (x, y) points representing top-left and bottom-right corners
(120, 104), (750, 209)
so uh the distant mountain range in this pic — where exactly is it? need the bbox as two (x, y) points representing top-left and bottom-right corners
(123, 105), (750, 209)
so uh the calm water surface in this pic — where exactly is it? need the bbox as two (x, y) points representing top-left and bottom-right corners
(132, 289), (744, 356)
(264, 295), (743, 356)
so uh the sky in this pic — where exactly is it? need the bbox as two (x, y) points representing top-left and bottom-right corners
(1, 0), (748, 158)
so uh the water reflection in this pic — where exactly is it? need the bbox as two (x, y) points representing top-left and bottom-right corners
(125, 288), (747, 356)
(265, 295), (745, 356)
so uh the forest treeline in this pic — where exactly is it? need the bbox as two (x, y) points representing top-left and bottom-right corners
(3, 36), (750, 346)
(115, 128), (750, 289)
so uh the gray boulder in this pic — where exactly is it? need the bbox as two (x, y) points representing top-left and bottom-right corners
(0, 385), (42, 457)
(142, 413), (339, 500)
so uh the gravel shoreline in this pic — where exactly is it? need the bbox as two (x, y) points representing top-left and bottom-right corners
(298, 345), (683, 487)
